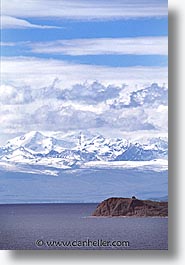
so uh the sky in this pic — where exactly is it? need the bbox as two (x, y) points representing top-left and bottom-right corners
(0, 0), (168, 144)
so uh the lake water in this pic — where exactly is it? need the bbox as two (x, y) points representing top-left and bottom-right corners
(0, 203), (168, 250)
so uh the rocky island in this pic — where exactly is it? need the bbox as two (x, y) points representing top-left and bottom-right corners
(92, 197), (168, 217)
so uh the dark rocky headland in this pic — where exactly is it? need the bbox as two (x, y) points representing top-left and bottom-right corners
(92, 197), (168, 217)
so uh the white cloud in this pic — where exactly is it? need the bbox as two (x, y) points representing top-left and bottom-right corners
(0, 80), (121, 106)
(129, 83), (168, 107)
(111, 83), (168, 109)
(31, 105), (104, 131)
(56, 81), (122, 104)
(101, 107), (155, 131)
(2, 0), (167, 20)
(1, 56), (168, 88)
(0, 42), (16, 46)
(0, 81), (168, 142)
(1, 16), (61, 29)
(0, 56), (168, 139)
(0, 105), (27, 133)
(28, 37), (168, 56)
(0, 100), (156, 135)
(146, 105), (168, 131)
(0, 84), (33, 105)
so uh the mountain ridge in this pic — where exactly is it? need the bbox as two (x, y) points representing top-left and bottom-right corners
(0, 131), (168, 170)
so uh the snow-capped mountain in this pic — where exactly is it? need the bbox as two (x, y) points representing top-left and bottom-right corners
(5, 131), (75, 154)
(80, 135), (129, 161)
(0, 131), (168, 170)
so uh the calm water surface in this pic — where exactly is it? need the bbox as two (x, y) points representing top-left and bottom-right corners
(0, 204), (168, 250)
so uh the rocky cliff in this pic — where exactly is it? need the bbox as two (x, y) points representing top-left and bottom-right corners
(92, 197), (168, 217)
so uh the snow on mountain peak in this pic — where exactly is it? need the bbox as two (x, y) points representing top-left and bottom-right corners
(0, 131), (168, 169)
(5, 131), (65, 154)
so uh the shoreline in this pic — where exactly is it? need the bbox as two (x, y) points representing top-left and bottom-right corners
(85, 215), (168, 219)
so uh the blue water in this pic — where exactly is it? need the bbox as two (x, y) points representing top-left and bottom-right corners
(0, 203), (168, 250)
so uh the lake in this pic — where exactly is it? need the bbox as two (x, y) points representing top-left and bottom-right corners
(0, 203), (168, 250)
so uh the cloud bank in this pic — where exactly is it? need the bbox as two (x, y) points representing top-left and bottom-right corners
(0, 80), (168, 142)
(2, 0), (168, 21)
(1, 16), (61, 29)
(111, 83), (168, 109)
(1, 57), (168, 88)
(26, 37), (168, 56)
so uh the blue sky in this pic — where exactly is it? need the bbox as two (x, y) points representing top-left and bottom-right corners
(1, 17), (168, 67)
(0, 0), (168, 142)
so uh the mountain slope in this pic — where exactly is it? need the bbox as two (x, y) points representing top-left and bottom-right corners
(0, 131), (168, 170)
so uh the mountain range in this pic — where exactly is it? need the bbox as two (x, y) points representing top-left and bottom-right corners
(0, 131), (168, 170)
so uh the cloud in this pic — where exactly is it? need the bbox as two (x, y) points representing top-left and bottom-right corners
(31, 105), (105, 131)
(57, 81), (122, 104)
(33, 105), (155, 132)
(28, 37), (168, 56)
(1, 102), (155, 134)
(0, 56), (168, 138)
(111, 83), (168, 109)
(0, 80), (122, 106)
(0, 84), (33, 105)
(129, 83), (168, 107)
(0, 104), (30, 134)
(1, 57), (168, 88)
(146, 105), (168, 131)
(0, 80), (167, 140)
(101, 108), (155, 131)
(1, 16), (61, 29)
(0, 42), (16, 46)
(2, 0), (167, 20)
